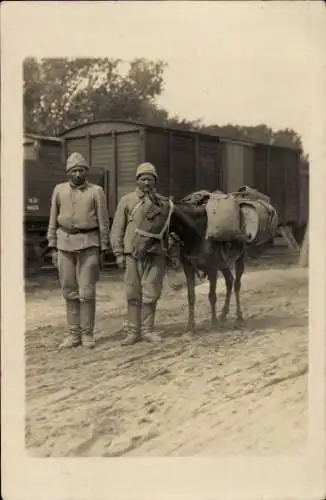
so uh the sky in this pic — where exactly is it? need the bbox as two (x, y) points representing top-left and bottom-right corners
(3, 1), (326, 155)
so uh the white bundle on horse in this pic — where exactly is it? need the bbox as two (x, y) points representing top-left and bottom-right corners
(205, 192), (244, 241)
(179, 187), (278, 247)
(235, 186), (279, 246)
(238, 198), (278, 245)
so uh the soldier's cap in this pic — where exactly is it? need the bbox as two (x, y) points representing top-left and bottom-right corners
(66, 152), (89, 172)
(136, 162), (158, 180)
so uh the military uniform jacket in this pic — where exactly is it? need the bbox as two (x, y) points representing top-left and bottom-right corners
(110, 188), (169, 257)
(47, 181), (110, 252)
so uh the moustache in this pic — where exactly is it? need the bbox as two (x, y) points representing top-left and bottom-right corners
(71, 176), (85, 185)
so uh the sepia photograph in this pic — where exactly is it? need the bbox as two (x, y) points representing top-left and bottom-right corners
(2, 1), (326, 499)
(23, 55), (309, 457)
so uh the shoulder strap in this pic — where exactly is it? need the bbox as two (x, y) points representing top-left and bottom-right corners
(128, 199), (144, 222)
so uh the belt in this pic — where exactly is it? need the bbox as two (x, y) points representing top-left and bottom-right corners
(59, 225), (99, 235)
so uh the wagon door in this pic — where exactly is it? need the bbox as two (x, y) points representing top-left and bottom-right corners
(116, 130), (142, 201)
(170, 133), (196, 201)
(253, 145), (268, 196)
(65, 137), (89, 163)
(145, 129), (170, 196)
(90, 135), (114, 216)
(224, 142), (246, 193)
(197, 138), (220, 192)
(64, 135), (111, 217)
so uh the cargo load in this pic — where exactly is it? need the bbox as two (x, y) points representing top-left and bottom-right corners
(204, 186), (278, 246)
(205, 192), (247, 242)
(234, 186), (279, 246)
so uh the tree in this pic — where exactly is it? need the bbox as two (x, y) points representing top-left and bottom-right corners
(23, 57), (167, 136)
(23, 57), (307, 155)
(272, 128), (303, 150)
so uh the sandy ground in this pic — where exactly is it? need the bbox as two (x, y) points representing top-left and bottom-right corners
(25, 259), (308, 457)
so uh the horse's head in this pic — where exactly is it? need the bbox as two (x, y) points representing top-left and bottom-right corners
(130, 195), (174, 260)
(169, 191), (209, 246)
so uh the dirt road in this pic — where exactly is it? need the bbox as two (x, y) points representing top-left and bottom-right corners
(25, 263), (308, 457)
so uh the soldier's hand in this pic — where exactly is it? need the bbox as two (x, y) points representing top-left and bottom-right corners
(51, 249), (58, 268)
(116, 255), (125, 269)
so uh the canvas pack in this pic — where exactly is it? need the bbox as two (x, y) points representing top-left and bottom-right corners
(205, 193), (243, 241)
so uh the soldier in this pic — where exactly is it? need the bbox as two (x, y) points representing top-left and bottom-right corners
(110, 162), (168, 346)
(47, 152), (110, 349)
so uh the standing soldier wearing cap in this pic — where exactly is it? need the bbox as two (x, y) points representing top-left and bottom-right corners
(110, 162), (168, 346)
(47, 152), (110, 349)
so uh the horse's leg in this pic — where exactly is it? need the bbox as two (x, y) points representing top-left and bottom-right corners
(183, 260), (196, 333)
(234, 254), (245, 324)
(219, 267), (234, 322)
(207, 264), (218, 329)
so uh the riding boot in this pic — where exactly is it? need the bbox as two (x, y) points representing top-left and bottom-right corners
(121, 302), (141, 346)
(80, 299), (96, 349)
(142, 302), (162, 343)
(59, 299), (81, 349)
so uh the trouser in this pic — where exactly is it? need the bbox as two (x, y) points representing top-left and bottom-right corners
(57, 247), (100, 337)
(124, 254), (166, 333)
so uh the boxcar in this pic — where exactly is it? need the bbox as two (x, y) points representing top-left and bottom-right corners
(24, 120), (308, 272)
(24, 134), (63, 271)
(60, 119), (307, 230)
(59, 120), (223, 222)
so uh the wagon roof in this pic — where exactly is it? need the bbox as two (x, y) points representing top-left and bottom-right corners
(24, 133), (62, 144)
(58, 119), (221, 141)
(58, 119), (301, 152)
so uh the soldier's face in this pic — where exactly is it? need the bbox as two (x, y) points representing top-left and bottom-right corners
(137, 174), (156, 193)
(68, 166), (87, 186)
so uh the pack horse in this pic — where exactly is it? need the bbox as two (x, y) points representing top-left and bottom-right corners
(132, 186), (279, 334)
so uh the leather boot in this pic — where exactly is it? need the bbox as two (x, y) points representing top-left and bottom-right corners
(59, 299), (81, 349)
(80, 299), (96, 349)
(121, 302), (141, 346)
(142, 302), (162, 343)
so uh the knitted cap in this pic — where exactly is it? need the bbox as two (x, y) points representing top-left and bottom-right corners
(136, 162), (157, 180)
(66, 152), (89, 171)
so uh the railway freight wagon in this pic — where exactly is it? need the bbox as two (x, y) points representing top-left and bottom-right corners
(23, 133), (106, 273)
(24, 120), (308, 273)
(59, 120), (223, 222)
(60, 120), (307, 233)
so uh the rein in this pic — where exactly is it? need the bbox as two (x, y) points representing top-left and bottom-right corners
(134, 198), (175, 241)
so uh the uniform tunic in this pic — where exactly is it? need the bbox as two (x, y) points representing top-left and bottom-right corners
(110, 188), (167, 306)
(110, 188), (168, 257)
(47, 181), (110, 252)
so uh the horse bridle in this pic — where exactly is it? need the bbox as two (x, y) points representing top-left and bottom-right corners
(134, 198), (175, 241)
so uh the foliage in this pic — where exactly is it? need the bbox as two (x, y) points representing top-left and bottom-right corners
(23, 57), (167, 136)
(24, 58), (307, 160)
